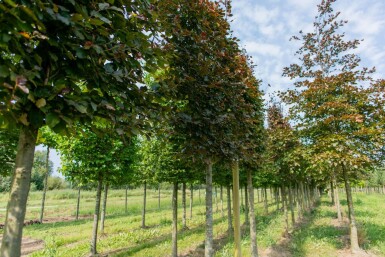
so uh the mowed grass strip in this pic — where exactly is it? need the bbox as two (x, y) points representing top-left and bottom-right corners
(288, 193), (385, 257)
(1, 189), (383, 256)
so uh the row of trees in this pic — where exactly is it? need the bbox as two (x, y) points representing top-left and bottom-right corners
(1, 0), (384, 256)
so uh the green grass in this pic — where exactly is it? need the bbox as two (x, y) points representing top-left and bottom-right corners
(288, 193), (385, 257)
(0, 188), (384, 256)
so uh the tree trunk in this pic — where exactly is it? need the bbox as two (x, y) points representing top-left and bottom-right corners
(232, 160), (242, 257)
(39, 146), (50, 224)
(142, 182), (147, 228)
(240, 186), (244, 212)
(199, 186), (201, 203)
(190, 183), (193, 219)
(257, 188), (260, 203)
(296, 183), (302, 220)
(100, 182), (109, 234)
(275, 187), (280, 211)
(90, 176), (103, 256)
(282, 186), (289, 236)
(215, 186), (218, 213)
(125, 186), (129, 214)
(342, 166), (360, 253)
(244, 183), (249, 226)
(330, 179), (335, 205)
(205, 158), (214, 257)
(227, 185), (233, 238)
(300, 182), (306, 212)
(158, 183), (161, 210)
(0, 127), (37, 257)
(182, 182), (187, 229)
(172, 182), (178, 257)
(76, 187), (81, 220)
(288, 185), (295, 227)
(263, 186), (268, 215)
(247, 170), (259, 257)
(220, 185), (224, 218)
(333, 176), (342, 223)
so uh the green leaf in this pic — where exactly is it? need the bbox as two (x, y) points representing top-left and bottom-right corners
(0, 65), (9, 78)
(89, 18), (104, 26)
(76, 48), (86, 59)
(98, 3), (110, 10)
(35, 98), (46, 108)
(46, 113), (60, 128)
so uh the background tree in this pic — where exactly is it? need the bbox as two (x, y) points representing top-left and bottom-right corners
(282, 0), (382, 253)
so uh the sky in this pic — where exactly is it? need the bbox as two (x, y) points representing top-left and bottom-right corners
(39, 0), (385, 177)
(230, 0), (385, 98)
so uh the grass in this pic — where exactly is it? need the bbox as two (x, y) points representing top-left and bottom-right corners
(288, 192), (385, 257)
(0, 188), (384, 256)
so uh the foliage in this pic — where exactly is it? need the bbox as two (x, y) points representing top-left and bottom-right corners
(31, 150), (53, 190)
(0, 129), (18, 176)
(281, 0), (380, 177)
(57, 124), (138, 186)
(0, 0), (164, 134)
(158, 0), (264, 163)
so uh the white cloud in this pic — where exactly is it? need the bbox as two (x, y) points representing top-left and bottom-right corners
(244, 41), (282, 57)
(231, 0), (385, 97)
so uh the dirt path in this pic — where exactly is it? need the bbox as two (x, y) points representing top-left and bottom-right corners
(0, 236), (44, 257)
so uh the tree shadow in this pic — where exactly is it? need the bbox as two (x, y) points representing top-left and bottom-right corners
(106, 215), (228, 257)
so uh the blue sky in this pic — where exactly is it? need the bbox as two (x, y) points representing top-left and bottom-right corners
(231, 0), (385, 98)
(40, 0), (385, 176)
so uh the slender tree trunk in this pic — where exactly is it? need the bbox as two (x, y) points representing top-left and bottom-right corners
(333, 176), (342, 223)
(158, 183), (161, 210)
(330, 179), (335, 205)
(240, 186), (244, 212)
(39, 146), (50, 224)
(0, 127), (37, 257)
(288, 184), (295, 227)
(247, 170), (259, 257)
(100, 182), (109, 234)
(244, 183), (249, 226)
(205, 158), (214, 257)
(215, 186), (218, 213)
(90, 176), (103, 256)
(342, 166), (360, 253)
(257, 188), (260, 203)
(300, 182), (306, 212)
(190, 183), (193, 219)
(263, 187), (268, 215)
(282, 186), (289, 236)
(172, 182), (178, 257)
(142, 182), (147, 228)
(125, 186), (129, 214)
(199, 186), (201, 203)
(296, 183), (302, 220)
(227, 185), (233, 238)
(76, 187), (81, 220)
(275, 187), (280, 211)
(220, 185), (224, 218)
(182, 182), (187, 229)
(232, 160), (242, 257)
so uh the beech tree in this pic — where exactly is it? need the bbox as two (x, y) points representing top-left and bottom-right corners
(158, 2), (264, 256)
(58, 125), (137, 256)
(0, 1), (163, 255)
(282, 0), (382, 253)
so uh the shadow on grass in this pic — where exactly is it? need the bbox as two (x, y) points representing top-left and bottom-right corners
(268, 200), (348, 257)
(106, 215), (228, 257)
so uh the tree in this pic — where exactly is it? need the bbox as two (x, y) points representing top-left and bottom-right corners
(57, 125), (139, 255)
(0, 1), (163, 255)
(282, 0), (382, 253)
